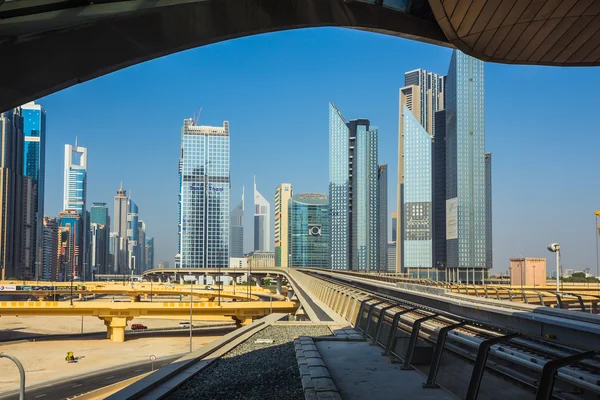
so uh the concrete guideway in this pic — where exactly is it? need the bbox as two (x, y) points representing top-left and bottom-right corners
(0, 300), (298, 342)
(308, 269), (600, 351)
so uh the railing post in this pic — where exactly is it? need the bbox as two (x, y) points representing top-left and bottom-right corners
(363, 301), (385, 337)
(0, 353), (25, 400)
(535, 350), (597, 400)
(402, 314), (439, 370)
(423, 321), (467, 388)
(466, 333), (520, 400)
(382, 308), (416, 356)
(354, 298), (373, 330)
(372, 305), (396, 344)
(554, 293), (564, 309)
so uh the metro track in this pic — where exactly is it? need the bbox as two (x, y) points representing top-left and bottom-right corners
(308, 272), (600, 400)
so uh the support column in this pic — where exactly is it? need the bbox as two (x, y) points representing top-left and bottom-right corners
(232, 316), (252, 327)
(100, 317), (130, 342)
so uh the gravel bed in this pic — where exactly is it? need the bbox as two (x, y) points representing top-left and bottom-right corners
(164, 324), (332, 400)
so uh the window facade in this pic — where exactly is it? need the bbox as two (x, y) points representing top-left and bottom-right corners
(289, 193), (329, 268)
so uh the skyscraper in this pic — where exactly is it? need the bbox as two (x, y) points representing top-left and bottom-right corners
(138, 220), (146, 272)
(145, 237), (154, 270)
(378, 165), (388, 273)
(230, 188), (244, 258)
(22, 176), (36, 279)
(433, 110), (447, 271)
(113, 184), (128, 274)
(64, 139), (87, 278)
(127, 199), (139, 272)
(42, 217), (58, 281)
(178, 118), (230, 268)
(275, 183), (292, 267)
(446, 50), (487, 281)
(289, 193), (329, 268)
(21, 101), (46, 277)
(485, 152), (493, 270)
(253, 177), (270, 252)
(63, 139), (87, 215)
(398, 69), (445, 274)
(57, 209), (83, 279)
(90, 222), (107, 276)
(0, 108), (24, 280)
(109, 232), (119, 273)
(90, 202), (110, 274)
(329, 103), (381, 271)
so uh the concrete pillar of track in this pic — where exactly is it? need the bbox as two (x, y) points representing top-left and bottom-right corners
(78, 294), (83, 300)
(179, 276), (184, 285)
(129, 295), (141, 302)
(287, 288), (294, 300)
(276, 276), (282, 295)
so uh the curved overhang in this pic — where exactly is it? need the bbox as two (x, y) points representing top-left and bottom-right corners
(429, 0), (600, 66)
(0, 0), (449, 113)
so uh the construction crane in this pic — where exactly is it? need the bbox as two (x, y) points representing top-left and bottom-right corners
(193, 107), (203, 125)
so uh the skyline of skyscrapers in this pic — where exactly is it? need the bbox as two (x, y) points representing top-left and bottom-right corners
(178, 118), (230, 268)
(254, 177), (270, 252)
(275, 183), (292, 267)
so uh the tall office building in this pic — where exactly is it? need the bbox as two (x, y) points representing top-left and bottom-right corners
(127, 199), (140, 272)
(432, 110), (447, 271)
(446, 50), (487, 280)
(178, 118), (230, 268)
(0, 108), (24, 280)
(63, 139), (87, 278)
(90, 222), (108, 276)
(485, 153), (492, 270)
(145, 237), (154, 270)
(289, 193), (329, 268)
(109, 232), (119, 273)
(21, 101), (46, 276)
(398, 69), (445, 274)
(63, 139), (87, 215)
(378, 165), (388, 272)
(22, 176), (36, 279)
(253, 177), (270, 252)
(329, 103), (381, 271)
(42, 217), (58, 280)
(57, 226), (70, 281)
(230, 188), (244, 258)
(57, 209), (83, 279)
(138, 220), (146, 272)
(113, 184), (129, 274)
(389, 211), (397, 272)
(90, 202), (110, 274)
(275, 183), (292, 267)
(391, 212), (397, 243)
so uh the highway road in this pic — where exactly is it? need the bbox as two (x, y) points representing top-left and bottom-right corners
(0, 354), (183, 400)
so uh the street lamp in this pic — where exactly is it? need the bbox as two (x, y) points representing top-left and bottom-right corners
(547, 243), (561, 292)
(595, 210), (600, 283)
(217, 252), (221, 306)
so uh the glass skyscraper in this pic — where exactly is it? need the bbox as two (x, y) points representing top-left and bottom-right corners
(378, 164), (388, 272)
(289, 193), (329, 268)
(253, 177), (270, 252)
(329, 103), (382, 271)
(90, 202), (110, 274)
(275, 183), (292, 267)
(63, 139), (87, 215)
(485, 152), (492, 270)
(21, 101), (46, 275)
(178, 118), (230, 268)
(446, 50), (487, 279)
(230, 187), (244, 258)
(403, 104), (433, 270)
(57, 209), (83, 279)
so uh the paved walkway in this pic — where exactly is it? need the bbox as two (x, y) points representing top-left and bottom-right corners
(316, 340), (458, 400)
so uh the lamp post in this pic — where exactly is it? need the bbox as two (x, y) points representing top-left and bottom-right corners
(595, 211), (600, 284)
(547, 243), (561, 293)
(532, 265), (536, 287)
(217, 252), (221, 306)
(0, 353), (25, 400)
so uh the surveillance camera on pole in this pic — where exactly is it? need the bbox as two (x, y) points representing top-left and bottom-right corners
(547, 243), (560, 292)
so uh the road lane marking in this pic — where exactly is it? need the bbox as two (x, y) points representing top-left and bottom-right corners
(72, 384), (82, 388)
(105, 376), (114, 380)
(35, 395), (47, 398)
(134, 369), (143, 372)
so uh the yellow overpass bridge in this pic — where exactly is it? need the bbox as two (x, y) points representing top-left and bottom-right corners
(0, 300), (298, 342)
(0, 281), (274, 302)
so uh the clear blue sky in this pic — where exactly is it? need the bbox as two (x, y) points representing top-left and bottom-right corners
(40, 27), (600, 275)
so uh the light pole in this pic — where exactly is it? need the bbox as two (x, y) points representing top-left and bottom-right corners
(0, 353), (25, 400)
(70, 276), (74, 306)
(595, 211), (600, 284)
(532, 265), (536, 287)
(190, 278), (193, 351)
(217, 252), (221, 306)
(547, 243), (561, 293)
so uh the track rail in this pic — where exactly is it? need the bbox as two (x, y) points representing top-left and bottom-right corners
(308, 271), (600, 400)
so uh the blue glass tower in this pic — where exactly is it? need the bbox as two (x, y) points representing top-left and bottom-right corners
(178, 118), (230, 268)
(21, 101), (46, 273)
(289, 193), (329, 268)
(403, 104), (433, 270)
(329, 103), (381, 271)
(446, 50), (487, 279)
